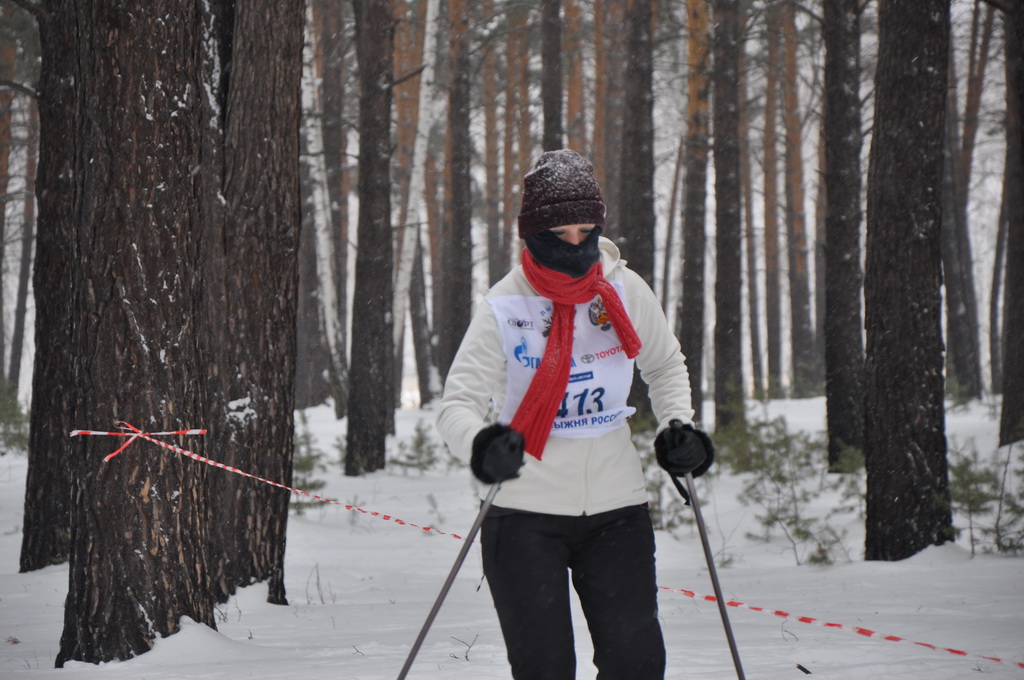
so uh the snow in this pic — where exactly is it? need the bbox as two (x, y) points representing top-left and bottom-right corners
(1, 399), (1021, 679)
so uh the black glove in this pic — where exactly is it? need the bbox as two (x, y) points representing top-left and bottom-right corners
(655, 419), (714, 478)
(471, 424), (526, 484)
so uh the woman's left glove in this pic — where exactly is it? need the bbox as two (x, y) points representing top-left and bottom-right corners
(654, 419), (715, 478)
(471, 424), (526, 484)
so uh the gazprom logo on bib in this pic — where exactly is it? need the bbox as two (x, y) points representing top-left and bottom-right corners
(515, 336), (575, 370)
(515, 337), (542, 369)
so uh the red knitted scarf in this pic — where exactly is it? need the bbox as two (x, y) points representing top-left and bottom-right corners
(510, 250), (642, 460)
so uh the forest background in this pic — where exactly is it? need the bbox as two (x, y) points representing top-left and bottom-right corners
(0, 0), (1022, 668)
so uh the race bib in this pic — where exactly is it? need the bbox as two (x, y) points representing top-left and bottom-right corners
(490, 282), (636, 439)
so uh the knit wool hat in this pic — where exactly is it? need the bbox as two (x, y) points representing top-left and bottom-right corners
(517, 149), (606, 239)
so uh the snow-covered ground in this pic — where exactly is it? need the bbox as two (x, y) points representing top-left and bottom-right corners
(1, 398), (1021, 679)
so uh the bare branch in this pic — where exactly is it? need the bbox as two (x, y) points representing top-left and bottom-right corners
(393, 63), (427, 88)
(0, 78), (37, 100)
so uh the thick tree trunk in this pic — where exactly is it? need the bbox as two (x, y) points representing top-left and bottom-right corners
(864, 0), (952, 561)
(201, 0), (304, 606)
(346, 0), (395, 475)
(822, 0), (865, 469)
(1000, 5), (1024, 447)
(712, 0), (745, 430)
(53, 2), (217, 663)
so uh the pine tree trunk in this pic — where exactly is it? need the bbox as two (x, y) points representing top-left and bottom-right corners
(593, 2), (607, 190)
(763, 5), (784, 399)
(712, 0), (745, 430)
(993, 23), (1020, 397)
(8, 102), (36, 395)
(502, 8), (527, 269)
(781, 0), (818, 397)
(0, 13), (13, 389)
(347, 0), (395, 475)
(678, 0), (710, 424)
(295, 145), (331, 408)
(515, 8), (533, 192)
(953, 2), (993, 394)
(738, 47), (764, 402)
(619, 0), (656, 288)
(594, 1), (625, 227)
(541, 0), (563, 151)
(390, 2), (415, 408)
(20, 3), (75, 574)
(393, 0), (439, 405)
(822, 0), (865, 469)
(1000, 6), (1024, 447)
(813, 133), (827, 383)
(864, 0), (952, 561)
(503, 5), (529, 270)
(295, 8), (332, 409)
(620, 0), (658, 416)
(52, 2), (218, 662)
(201, 0), (304, 606)
(941, 51), (982, 401)
(410, 232), (436, 406)
(990, 179), (1007, 395)
(435, 0), (473, 381)
(317, 0), (352, 419)
(564, 0), (586, 153)
(483, 0), (504, 285)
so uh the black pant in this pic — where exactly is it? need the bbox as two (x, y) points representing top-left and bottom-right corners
(481, 504), (666, 680)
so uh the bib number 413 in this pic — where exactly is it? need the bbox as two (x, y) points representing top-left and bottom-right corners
(557, 387), (606, 418)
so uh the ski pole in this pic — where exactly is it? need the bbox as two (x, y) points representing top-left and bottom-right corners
(670, 472), (746, 680)
(397, 483), (500, 680)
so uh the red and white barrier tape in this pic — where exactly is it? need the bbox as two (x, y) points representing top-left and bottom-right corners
(78, 422), (1024, 671)
(71, 428), (208, 462)
(73, 423), (468, 540)
(660, 587), (1024, 669)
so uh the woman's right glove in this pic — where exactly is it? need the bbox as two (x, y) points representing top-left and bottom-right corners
(654, 419), (715, 478)
(471, 424), (526, 484)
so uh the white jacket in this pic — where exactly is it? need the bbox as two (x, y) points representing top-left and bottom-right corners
(437, 237), (695, 516)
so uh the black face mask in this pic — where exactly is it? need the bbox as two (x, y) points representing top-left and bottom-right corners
(524, 226), (603, 278)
